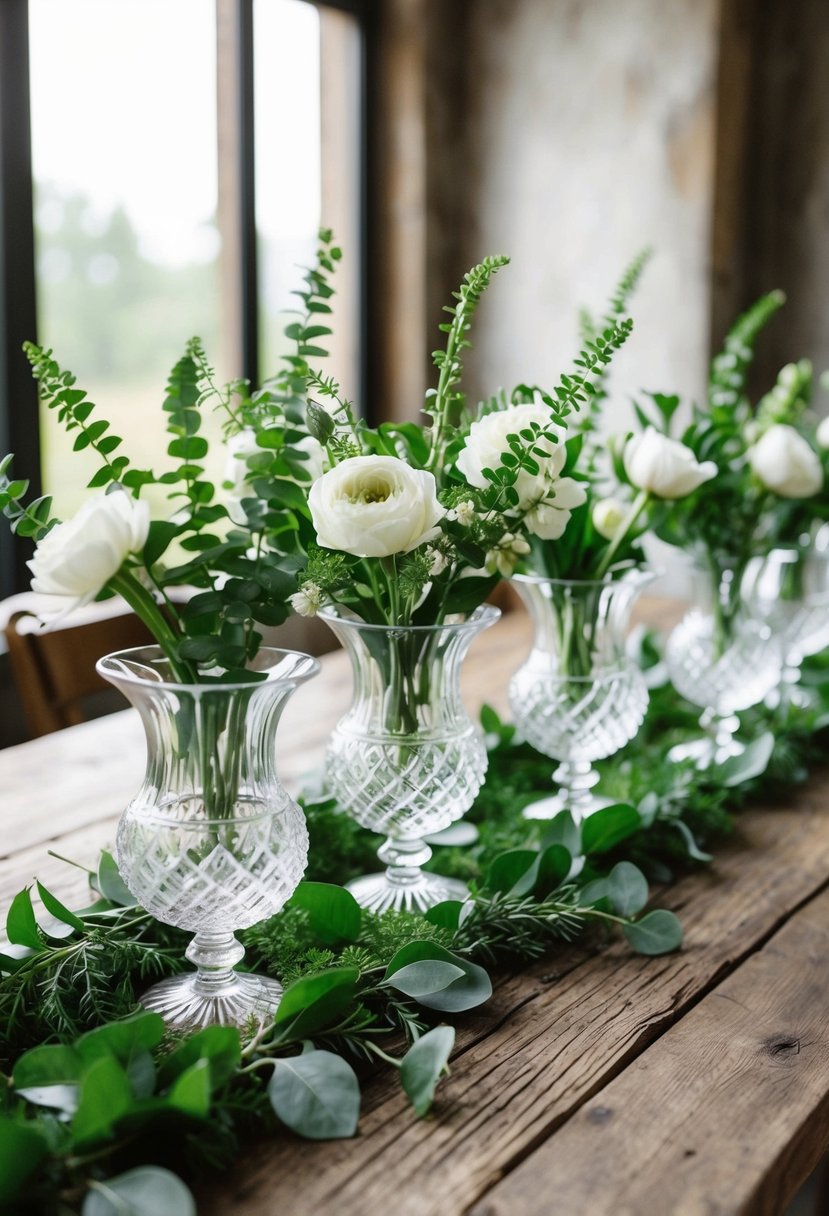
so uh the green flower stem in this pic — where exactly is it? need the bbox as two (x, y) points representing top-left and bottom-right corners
(595, 488), (650, 579)
(108, 568), (194, 683)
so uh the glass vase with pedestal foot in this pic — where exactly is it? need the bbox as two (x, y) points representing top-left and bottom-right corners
(508, 571), (652, 824)
(665, 556), (782, 766)
(98, 646), (319, 1030)
(319, 605), (499, 913)
(743, 543), (829, 710)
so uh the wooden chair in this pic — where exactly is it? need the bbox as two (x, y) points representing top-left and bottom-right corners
(4, 605), (154, 738)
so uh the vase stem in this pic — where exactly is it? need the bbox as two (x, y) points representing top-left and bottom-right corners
(378, 836), (433, 887)
(185, 931), (246, 995)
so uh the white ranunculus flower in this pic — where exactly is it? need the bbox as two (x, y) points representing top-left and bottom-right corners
(816, 415), (829, 450)
(749, 424), (823, 498)
(524, 477), (588, 540)
(309, 455), (445, 558)
(456, 399), (567, 508)
(28, 491), (150, 614)
(624, 428), (717, 499)
(225, 428), (325, 525)
(592, 497), (628, 540)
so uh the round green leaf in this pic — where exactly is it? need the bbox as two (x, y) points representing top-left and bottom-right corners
(607, 861), (649, 916)
(0, 1119), (50, 1204)
(623, 910), (684, 956)
(384, 941), (492, 1013)
(82, 1167), (196, 1216)
(384, 960), (466, 1000)
(268, 1049), (360, 1140)
(424, 900), (463, 931)
(272, 966), (360, 1043)
(400, 1026), (455, 1117)
(484, 849), (538, 895)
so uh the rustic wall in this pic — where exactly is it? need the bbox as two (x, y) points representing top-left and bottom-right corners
(453, 0), (721, 430)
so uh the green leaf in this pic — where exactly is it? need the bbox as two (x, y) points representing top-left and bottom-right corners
(36, 881), (86, 933)
(484, 849), (538, 895)
(0, 1119), (50, 1204)
(6, 886), (43, 949)
(671, 819), (713, 863)
(535, 844), (573, 897)
(623, 910), (684, 956)
(400, 1025), (455, 1116)
(167, 1059), (211, 1118)
(288, 882), (362, 945)
(143, 520), (180, 567)
(607, 862), (649, 916)
(72, 1054), (134, 1146)
(385, 960), (466, 999)
(13, 1043), (81, 1090)
(96, 851), (138, 907)
(268, 1049), (360, 1140)
(77, 1011), (165, 1067)
(272, 967), (360, 1043)
(424, 900), (463, 931)
(719, 732), (775, 787)
(82, 1167), (196, 1216)
(539, 810), (581, 857)
(157, 1026), (241, 1090)
(581, 804), (642, 854)
(384, 941), (492, 1013)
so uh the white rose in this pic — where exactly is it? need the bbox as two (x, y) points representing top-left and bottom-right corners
(592, 497), (628, 540)
(308, 455), (445, 558)
(27, 491), (150, 613)
(456, 400), (567, 508)
(749, 424), (823, 498)
(624, 428), (717, 499)
(225, 428), (325, 525)
(816, 415), (829, 450)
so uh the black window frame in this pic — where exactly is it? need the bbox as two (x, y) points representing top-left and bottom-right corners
(0, 0), (373, 595)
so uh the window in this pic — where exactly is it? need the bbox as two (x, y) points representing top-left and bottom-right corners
(0, 0), (366, 592)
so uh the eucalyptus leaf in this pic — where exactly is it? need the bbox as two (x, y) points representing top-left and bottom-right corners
(13, 1043), (81, 1090)
(384, 960), (466, 1000)
(71, 1055), (134, 1147)
(157, 1025), (241, 1090)
(76, 1011), (165, 1067)
(96, 851), (138, 907)
(384, 941), (492, 1013)
(607, 861), (649, 916)
(400, 1025), (455, 1117)
(484, 849), (538, 895)
(535, 844), (573, 896)
(424, 900), (463, 931)
(268, 1049), (360, 1140)
(6, 886), (42, 949)
(82, 1167), (196, 1216)
(623, 910), (683, 955)
(539, 810), (581, 857)
(167, 1059), (211, 1118)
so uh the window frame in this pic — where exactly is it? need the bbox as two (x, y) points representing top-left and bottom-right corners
(0, 0), (371, 594)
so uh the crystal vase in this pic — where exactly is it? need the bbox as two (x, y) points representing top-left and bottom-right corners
(665, 557), (782, 765)
(319, 604), (499, 913)
(97, 645), (319, 1029)
(508, 570), (652, 822)
(743, 544), (829, 707)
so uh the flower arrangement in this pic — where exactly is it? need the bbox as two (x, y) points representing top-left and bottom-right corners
(210, 237), (635, 631)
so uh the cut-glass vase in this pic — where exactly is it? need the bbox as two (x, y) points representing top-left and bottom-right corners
(319, 604), (499, 913)
(665, 558), (782, 765)
(98, 645), (319, 1029)
(508, 570), (652, 822)
(743, 544), (829, 707)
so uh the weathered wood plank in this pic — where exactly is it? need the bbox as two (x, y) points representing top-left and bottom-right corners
(199, 782), (829, 1216)
(472, 883), (829, 1216)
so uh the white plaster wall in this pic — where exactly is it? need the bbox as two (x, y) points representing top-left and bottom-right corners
(459, 0), (719, 432)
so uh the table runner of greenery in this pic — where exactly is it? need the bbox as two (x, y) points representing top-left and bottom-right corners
(2, 642), (828, 1215)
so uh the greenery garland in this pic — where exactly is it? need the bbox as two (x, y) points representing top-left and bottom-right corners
(2, 640), (828, 1215)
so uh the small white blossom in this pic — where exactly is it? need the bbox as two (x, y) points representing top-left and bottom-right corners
(289, 581), (324, 617)
(427, 547), (450, 576)
(448, 499), (476, 526)
(592, 497), (628, 541)
(485, 533), (531, 577)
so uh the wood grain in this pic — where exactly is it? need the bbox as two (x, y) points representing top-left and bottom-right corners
(198, 780), (829, 1216)
(472, 884), (829, 1216)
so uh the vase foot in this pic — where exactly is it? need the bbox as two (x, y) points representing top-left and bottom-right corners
(667, 735), (745, 768)
(522, 792), (614, 822)
(140, 970), (283, 1030)
(346, 870), (469, 914)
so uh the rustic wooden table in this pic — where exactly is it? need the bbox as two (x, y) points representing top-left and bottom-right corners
(2, 609), (828, 1216)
